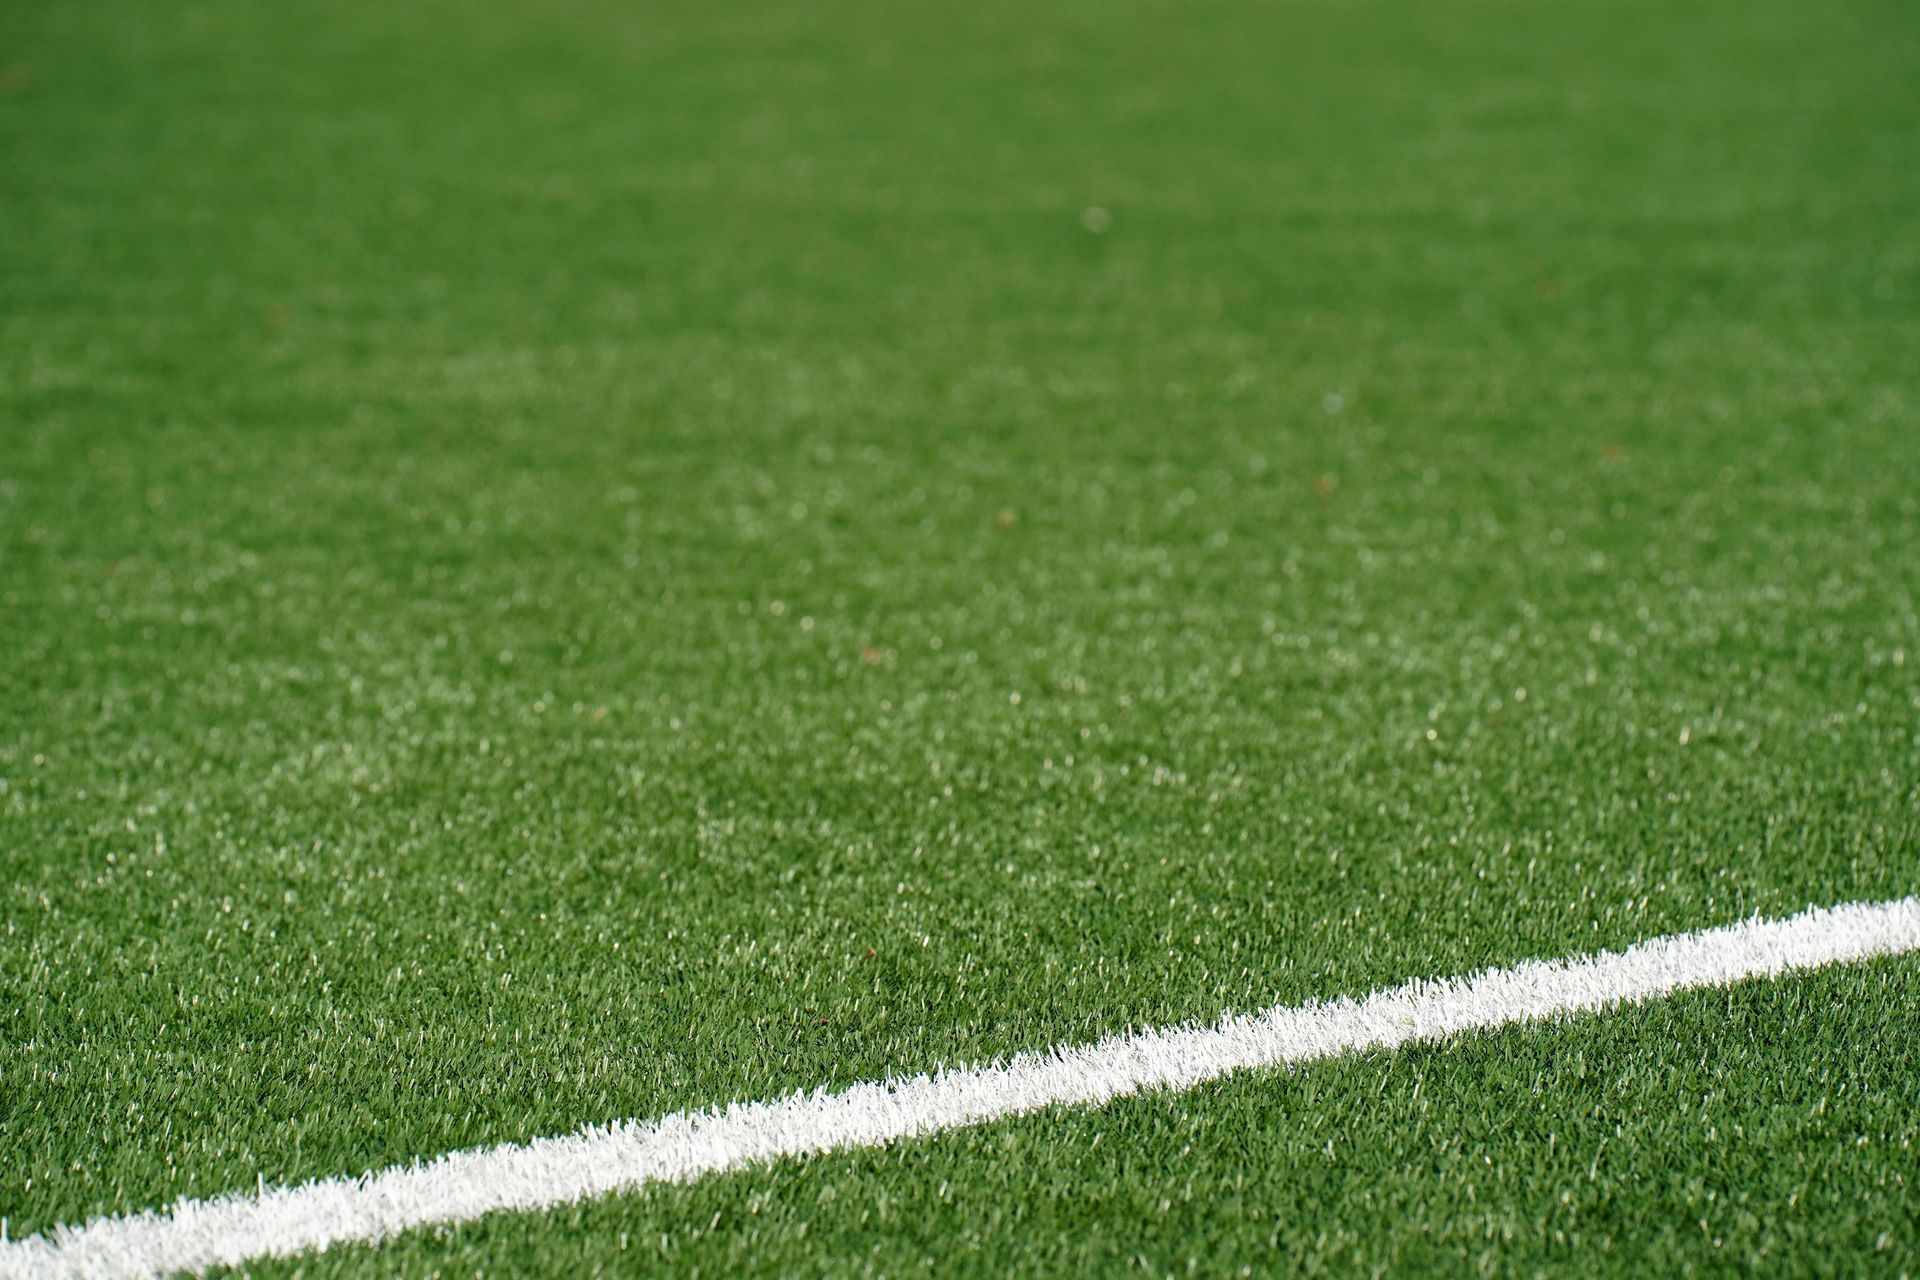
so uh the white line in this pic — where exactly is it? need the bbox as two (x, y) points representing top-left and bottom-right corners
(6, 896), (1917, 1280)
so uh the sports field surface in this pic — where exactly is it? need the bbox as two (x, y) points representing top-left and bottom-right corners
(3, 0), (1918, 1275)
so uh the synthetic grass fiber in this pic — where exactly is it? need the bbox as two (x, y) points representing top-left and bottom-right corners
(12, 899), (1919, 1278)
(2, 0), (1919, 1274)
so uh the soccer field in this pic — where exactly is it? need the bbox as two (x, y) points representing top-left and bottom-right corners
(3, 0), (1918, 1274)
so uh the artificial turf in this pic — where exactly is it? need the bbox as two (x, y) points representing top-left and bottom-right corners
(220, 960), (1920, 1278)
(2, 0), (1918, 1271)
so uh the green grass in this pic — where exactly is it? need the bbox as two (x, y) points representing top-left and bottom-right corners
(224, 961), (1920, 1278)
(3, 0), (1918, 1271)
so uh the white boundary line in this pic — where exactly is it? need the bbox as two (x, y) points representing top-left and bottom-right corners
(6, 896), (1917, 1279)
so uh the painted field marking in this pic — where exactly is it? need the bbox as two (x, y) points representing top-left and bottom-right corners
(6, 895), (1917, 1279)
